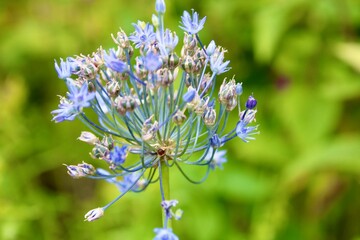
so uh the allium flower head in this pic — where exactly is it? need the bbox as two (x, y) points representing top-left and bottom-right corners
(52, 1), (259, 238)
(179, 10), (206, 34)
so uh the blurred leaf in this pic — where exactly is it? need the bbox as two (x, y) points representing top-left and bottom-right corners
(273, 30), (321, 78)
(275, 86), (341, 149)
(253, 0), (307, 63)
(333, 43), (360, 73)
(320, 58), (360, 100)
(215, 167), (273, 202)
(283, 135), (360, 188)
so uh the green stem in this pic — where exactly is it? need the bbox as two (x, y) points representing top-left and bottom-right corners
(160, 159), (171, 228)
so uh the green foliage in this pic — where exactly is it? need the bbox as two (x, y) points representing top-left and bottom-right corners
(1, 0), (360, 239)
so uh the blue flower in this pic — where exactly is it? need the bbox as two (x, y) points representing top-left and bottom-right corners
(97, 169), (144, 193)
(157, 29), (179, 55)
(183, 87), (196, 102)
(210, 51), (230, 75)
(54, 58), (71, 79)
(153, 228), (179, 240)
(210, 134), (222, 149)
(206, 40), (216, 56)
(104, 49), (128, 73)
(51, 82), (95, 123)
(51, 98), (77, 123)
(161, 200), (178, 219)
(66, 57), (80, 73)
(179, 10), (206, 34)
(155, 0), (166, 14)
(205, 148), (227, 170)
(109, 145), (128, 167)
(236, 120), (259, 143)
(142, 52), (163, 71)
(118, 171), (143, 192)
(67, 81), (96, 110)
(129, 22), (156, 49)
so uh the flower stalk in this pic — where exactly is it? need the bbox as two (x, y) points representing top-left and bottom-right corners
(159, 159), (171, 228)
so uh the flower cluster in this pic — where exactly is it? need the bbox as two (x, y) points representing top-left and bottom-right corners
(52, 0), (259, 238)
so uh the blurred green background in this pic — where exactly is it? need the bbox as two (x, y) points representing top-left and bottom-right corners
(1, 0), (360, 239)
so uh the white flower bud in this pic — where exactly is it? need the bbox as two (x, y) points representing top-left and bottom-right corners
(78, 131), (99, 145)
(84, 208), (104, 222)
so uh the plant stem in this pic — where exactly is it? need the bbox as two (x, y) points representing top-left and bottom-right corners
(159, 158), (171, 228)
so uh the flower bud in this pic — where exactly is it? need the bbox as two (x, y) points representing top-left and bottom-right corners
(239, 109), (257, 124)
(236, 82), (243, 95)
(155, 0), (166, 14)
(206, 40), (216, 56)
(174, 209), (184, 220)
(194, 97), (209, 116)
(101, 135), (114, 150)
(172, 110), (187, 125)
(91, 144), (109, 159)
(199, 73), (212, 93)
(181, 55), (196, 73)
(225, 97), (237, 111)
(183, 86), (196, 103)
(157, 68), (175, 87)
(210, 134), (221, 149)
(84, 208), (104, 222)
(168, 52), (180, 70)
(218, 78), (237, 111)
(78, 58), (98, 80)
(142, 116), (159, 141)
(134, 56), (148, 79)
(203, 107), (216, 126)
(185, 73), (192, 87)
(245, 95), (257, 109)
(64, 162), (96, 178)
(183, 32), (197, 50)
(78, 131), (99, 145)
(114, 95), (140, 115)
(111, 28), (130, 49)
(106, 80), (121, 97)
(152, 14), (159, 28)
